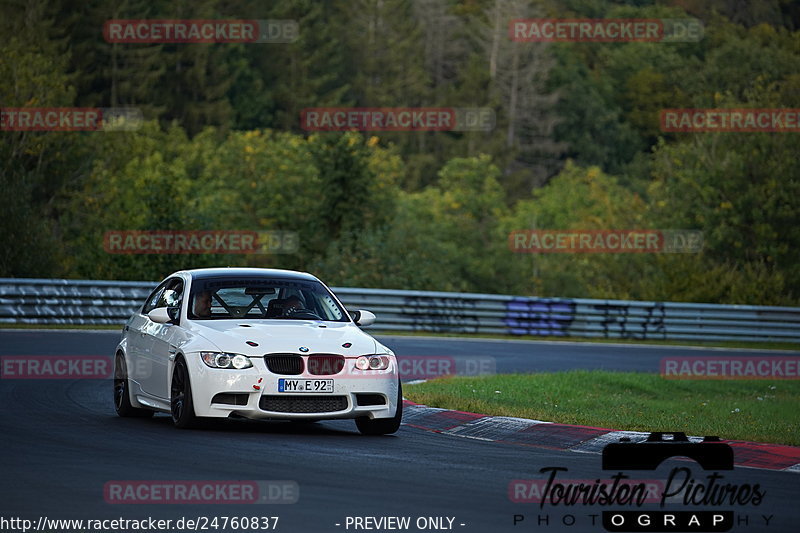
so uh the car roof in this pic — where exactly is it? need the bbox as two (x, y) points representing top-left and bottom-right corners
(174, 267), (319, 282)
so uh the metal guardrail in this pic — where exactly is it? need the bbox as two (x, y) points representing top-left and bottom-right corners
(1, 278), (799, 343)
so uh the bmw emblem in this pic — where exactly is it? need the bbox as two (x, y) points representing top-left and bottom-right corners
(299, 346), (309, 352)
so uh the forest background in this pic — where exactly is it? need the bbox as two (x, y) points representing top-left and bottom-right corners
(2, 0), (799, 305)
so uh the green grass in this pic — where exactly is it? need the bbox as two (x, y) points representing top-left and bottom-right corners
(404, 371), (800, 446)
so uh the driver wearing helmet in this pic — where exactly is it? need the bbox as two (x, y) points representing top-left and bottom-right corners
(193, 290), (213, 318)
(283, 295), (305, 316)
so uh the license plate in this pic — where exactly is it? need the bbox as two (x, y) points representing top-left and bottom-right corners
(278, 378), (333, 393)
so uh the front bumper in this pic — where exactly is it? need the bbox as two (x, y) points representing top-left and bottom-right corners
(184, 352), (399, 420)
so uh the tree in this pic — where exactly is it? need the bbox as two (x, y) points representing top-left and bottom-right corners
(53, 0), (167, 120)
(314, 154), (513, 292)
(309, 132), (397, 243)
(225, 0), (352, 131)
(504, 161), (649, 298)
(0, 1), (84, 276)
(647, 127), (800, 304)
(472, 0), (564, 186)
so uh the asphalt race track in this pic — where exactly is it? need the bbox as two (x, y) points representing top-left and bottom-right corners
(1, 330), (798, 533)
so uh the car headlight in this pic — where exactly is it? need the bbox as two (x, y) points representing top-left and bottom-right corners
(201, 352), (253, 369)
(355, 355), (390, 371)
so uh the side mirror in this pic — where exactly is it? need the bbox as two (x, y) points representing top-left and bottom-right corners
(148, 307), (179, 324)
(351, 309), (376, 327)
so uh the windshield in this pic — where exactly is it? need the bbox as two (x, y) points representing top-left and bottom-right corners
(188, 277), (348, 322)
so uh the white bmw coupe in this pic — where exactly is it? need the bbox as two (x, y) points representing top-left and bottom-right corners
(114, 268), (402, 435)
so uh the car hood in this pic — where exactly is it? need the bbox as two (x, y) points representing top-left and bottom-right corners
(184, 319), (380, 356)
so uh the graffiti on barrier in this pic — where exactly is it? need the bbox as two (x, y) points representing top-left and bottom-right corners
(504, 298), (577, 336)
(594, 302), (666, 340)
(402, 296), (480, 333)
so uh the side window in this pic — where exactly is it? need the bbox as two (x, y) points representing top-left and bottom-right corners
(156, 279), (184, 309)
(142, 284), (166, 315)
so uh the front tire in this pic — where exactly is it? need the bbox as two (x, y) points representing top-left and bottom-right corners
(170, 358), (198, 429)
(114, 353), (153, 418)
(355, 381), (403, 435)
